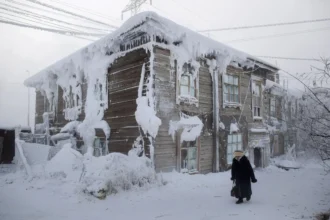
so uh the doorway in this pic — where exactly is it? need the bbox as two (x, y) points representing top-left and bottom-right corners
(254, 148), (262, 168)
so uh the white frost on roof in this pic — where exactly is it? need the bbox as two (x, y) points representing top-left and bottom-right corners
(24, 11), (277, 88)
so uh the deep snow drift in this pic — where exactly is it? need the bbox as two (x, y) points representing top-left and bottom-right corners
(0, 157), (329, 220)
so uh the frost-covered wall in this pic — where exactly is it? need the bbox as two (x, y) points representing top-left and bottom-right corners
(25, 12), (278, 167)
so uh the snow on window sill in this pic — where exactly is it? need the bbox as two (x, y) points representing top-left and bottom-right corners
(253, 116), (263, 121)
(177, 95), (199, 106)
(223, 102), (241, 109)
(181, 168), (199, 174)
(250, 128), (268, 133)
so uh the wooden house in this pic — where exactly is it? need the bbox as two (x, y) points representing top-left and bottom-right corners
(24, 12), (284, 173)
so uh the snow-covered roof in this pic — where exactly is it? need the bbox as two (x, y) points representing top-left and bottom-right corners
(24, 11), (278, 87)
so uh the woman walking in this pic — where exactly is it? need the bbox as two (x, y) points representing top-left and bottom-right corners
(231, 150), (257, 204)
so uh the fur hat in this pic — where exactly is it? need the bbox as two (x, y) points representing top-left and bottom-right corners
(233, 150), (244, 157)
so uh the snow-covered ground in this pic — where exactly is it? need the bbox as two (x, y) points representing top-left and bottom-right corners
(0, 161), (329, 220)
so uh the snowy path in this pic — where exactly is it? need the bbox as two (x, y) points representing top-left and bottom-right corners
(0, 166), (329, 220)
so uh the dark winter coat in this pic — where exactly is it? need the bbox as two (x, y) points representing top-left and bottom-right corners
(231, 156), (257, 199)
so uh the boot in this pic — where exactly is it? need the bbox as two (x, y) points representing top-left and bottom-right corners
(236, 198), (243, 204)
(246, 196), (251, 201)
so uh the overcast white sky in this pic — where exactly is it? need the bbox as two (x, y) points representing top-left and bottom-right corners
(0, 0), (329, 127)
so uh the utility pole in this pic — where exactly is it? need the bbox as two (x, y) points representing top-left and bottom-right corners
(121, 0), (152, 20)
(26, 70), (30, 127)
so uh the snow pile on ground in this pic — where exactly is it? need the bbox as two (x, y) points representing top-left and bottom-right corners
(272, 145), (301, 169)
(273, 157), (301, 169)
(1, 164), (329, 220)
(81, 153), (160, 199)
(21, 143), (51, 166)
(45, 144), (83, 180)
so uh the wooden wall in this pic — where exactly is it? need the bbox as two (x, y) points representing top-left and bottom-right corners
(153, 46), (214, 173)
(218, 67), (252, 170)
(106, 48), (150, 155)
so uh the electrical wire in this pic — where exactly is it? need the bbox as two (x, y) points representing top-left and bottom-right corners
(224, 26), (330, 43)
(0, 19), (105, 37)
(1, 1), (111, 32)
(47, 0), (120, 23)
(4, 0), (77, 19)
(24, 0), (117, 28)
(198, 17), (330, 32)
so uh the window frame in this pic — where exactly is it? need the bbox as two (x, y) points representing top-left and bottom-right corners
(223, 74), (240, 105)
(227, 133), (243, 165)
(252, 79), (262, 119)
(179, 138), (200, 173)
(270, 96), (276, 117)
(176, 62), (199, 106)
(180, 73), (196, 98)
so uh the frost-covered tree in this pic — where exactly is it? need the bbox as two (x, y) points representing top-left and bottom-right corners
(297, 58), (330, 170)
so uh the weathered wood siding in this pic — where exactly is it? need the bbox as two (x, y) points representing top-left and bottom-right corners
(106, 48), (150, 155)
(218, 67), (252, 170)
(153, 46), (214, 173)
(153, 47), (177, 172)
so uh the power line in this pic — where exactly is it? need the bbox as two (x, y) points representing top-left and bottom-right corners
(24, 0), (117, 29)
(4, 0), (77, 19)
(0, 13), (96, 41)
(48, 0), (120, 24)
(224, 26), (330, 43)
(0, 4), (110, 33)
(198, 17), (330, 32)
(255, 56), (322, 62)
(0, 19), (104, 37)
(169, 0), (208, 24)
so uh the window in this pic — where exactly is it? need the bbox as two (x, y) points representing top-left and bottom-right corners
(93, 137), (108, 157)
(180, 74), (196, 97)
(227, 134), (242, 164)
(270, 97), (276, 117)
(177, 63), (199, 106)
(64, 86), (74, 109)
(223, 74), (239, 103)
(252, 81), (261, 117)
(181, 140), (198, 173)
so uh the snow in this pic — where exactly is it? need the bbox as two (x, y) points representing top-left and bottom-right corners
(50, 133), (71, 141)
(264, 79), (282, 90)
(250, 128), (268, 133)
(219, 121), (225, 130)
(229, 122), (239, 134)
(93, 120), (111, 138)
(81, 153), (158, 199)
(135, 63), (161, 139)
(253, 116), (263, 121)
(169, 113), (204, 142)
(1, 163), (329, 220)
(60, 121), (81, 133)
(21, 143), (51, 166)
(45, 143), (83, 181)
